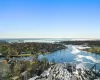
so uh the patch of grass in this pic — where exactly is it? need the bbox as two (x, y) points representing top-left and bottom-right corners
(18, 54), (33, 57)
(85, 47), (100, 54)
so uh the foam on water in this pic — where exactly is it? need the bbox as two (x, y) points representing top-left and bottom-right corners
(39, 45), (100, 70)
(77, 54), (100, 63)
(71, 46), (80, 54)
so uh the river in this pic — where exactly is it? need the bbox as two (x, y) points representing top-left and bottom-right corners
(0, 45), (100, 70)
(38, 45), (100, 70)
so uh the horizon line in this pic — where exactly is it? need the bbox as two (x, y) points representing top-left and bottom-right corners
(0, 38), (100, 39)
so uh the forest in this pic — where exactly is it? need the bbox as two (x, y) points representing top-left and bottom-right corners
(0, 42), (65, 57)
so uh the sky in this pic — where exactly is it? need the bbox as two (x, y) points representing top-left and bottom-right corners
(0, 0), (100, 38)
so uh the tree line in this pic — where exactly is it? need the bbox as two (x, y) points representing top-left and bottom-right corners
(60, 40), (100, 46)
(0, 42), (65, 56)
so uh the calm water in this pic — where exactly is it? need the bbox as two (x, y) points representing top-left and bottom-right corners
(38, 45), (100, 70)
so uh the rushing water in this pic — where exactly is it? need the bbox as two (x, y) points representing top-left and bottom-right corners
(38, 45), (100, 70)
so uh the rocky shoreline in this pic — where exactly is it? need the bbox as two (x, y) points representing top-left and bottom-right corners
(29, 63), (100, 80)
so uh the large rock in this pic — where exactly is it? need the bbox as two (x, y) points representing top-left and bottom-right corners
(29, 63), (100, 80)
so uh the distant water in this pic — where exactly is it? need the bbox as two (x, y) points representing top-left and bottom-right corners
(38, 45), (100, 70)
(0, 38), (71, 43)
(0, 38), (95, 43)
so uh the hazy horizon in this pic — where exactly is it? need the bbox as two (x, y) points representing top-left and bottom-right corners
(0, 37), (100, 40)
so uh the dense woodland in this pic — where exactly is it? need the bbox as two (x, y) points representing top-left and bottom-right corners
(0, 42), (65, 57)
(60, 40), (100, 45)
